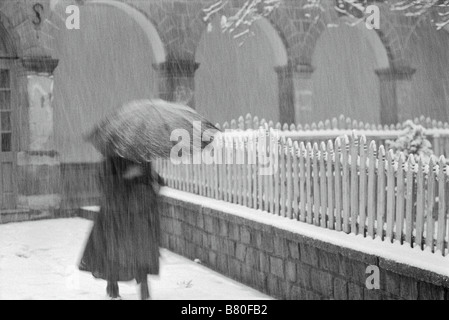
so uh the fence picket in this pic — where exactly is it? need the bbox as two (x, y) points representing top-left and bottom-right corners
(306, 143), (313, 224)
(386, 150), (396, 242)
(258, 133), (265, 211)
(280, 140), (287, 217)
(320, 142), (327, 228)
(286, 140), (293, 219)
(274, 141), (280, 215)
(376, 146), (386, 240)
(252, 136), (258, 209)
(268, 134), (275, 213)
(437, 158), (447, 254)
(299, 142), (306, 222)
(405, 156), (415, 246)
(367, 141), (376, 239)
(327, 141), (334, 230)
(415, 158), (425, 249)
(425, 157), (436, 251)
(359, 136), (367, 235)
(313, 143), (320, 226)
(335, 138), (342, 232)
(293, 141), (300, 220)
(342, 137), (350, 233)
(395, 154), (405, 243)
(350, 135), (359, 234)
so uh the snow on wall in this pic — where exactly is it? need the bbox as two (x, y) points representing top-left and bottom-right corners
(160, 187), (449, 285)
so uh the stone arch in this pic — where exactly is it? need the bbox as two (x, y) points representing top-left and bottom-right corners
(399, 17), (449, 121)
(257, 16), (289, 67)
(341, 16), (389, 69)
(189, 4), (293, 66)
(301, 5), (406, 68)
(266, 7), (303, 64)
(50, 0), (167, 63)
(0, 12), (19, 57)
(51, 0), (168, 163)
(87, 0), (166, 64)
(194, 11), (289, 124)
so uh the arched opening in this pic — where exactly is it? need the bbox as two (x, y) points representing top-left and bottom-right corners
(195, 16), (288, 125)
(311, 20), (389, 123)
(52, 1), (166, 163)
(405, 26), (449, 121)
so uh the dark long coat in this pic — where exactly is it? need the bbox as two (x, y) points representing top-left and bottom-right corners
(79, 159), (162, 283)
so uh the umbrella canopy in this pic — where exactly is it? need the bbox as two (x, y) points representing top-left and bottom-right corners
(85, 99), (220, 162)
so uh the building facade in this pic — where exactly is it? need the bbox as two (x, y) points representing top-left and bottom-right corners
(0, 0), (448, 217)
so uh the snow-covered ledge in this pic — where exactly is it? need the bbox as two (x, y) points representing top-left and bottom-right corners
(159, 187), (449, 300)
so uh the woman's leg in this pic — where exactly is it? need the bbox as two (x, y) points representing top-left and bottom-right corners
(106, 281), (120, 299)
(137, 272), (150, 300)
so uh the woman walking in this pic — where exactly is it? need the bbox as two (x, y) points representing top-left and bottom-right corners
(79, 156), (163, 300)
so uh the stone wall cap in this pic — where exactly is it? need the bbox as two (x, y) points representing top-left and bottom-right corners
(21, 56), (59, 75)
(160, 187), (449, 286)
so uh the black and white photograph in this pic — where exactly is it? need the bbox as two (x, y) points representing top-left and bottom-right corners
(0, 0), (448, 303)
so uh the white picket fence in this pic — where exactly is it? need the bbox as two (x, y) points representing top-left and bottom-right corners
(155, 131), (449, 257)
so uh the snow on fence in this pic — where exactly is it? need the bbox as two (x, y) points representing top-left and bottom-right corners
(219, 114), (449, 158)
(222, 114), (449, 131)
(154, 131), (449, 257)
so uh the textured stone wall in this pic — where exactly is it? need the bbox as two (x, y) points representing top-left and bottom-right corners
(159, 193), (449, 300)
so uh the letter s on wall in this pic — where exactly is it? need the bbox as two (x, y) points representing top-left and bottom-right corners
(32, 3), (44, 26)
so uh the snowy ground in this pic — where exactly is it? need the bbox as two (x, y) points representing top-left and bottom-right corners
(0, 218), (271, 300)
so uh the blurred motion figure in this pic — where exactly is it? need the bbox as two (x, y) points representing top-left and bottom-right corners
(79, 156), (163, 300)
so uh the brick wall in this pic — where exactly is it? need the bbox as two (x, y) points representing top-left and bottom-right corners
(159, 194), (449, 300)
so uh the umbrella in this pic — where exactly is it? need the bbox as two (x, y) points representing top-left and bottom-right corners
(85, 99), (220, 162)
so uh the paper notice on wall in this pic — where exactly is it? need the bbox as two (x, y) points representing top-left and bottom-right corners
(27, 75), (54, 151)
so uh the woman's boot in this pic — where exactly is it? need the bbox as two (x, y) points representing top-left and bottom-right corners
(138, 274), (150, 300)
(107, 281), (120, 299)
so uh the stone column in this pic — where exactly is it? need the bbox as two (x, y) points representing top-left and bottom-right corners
(16, 56), (60, 215)
(153, 58), (200, 108)
(375, 66), (416, 124)
(275, 63), (314, 125)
